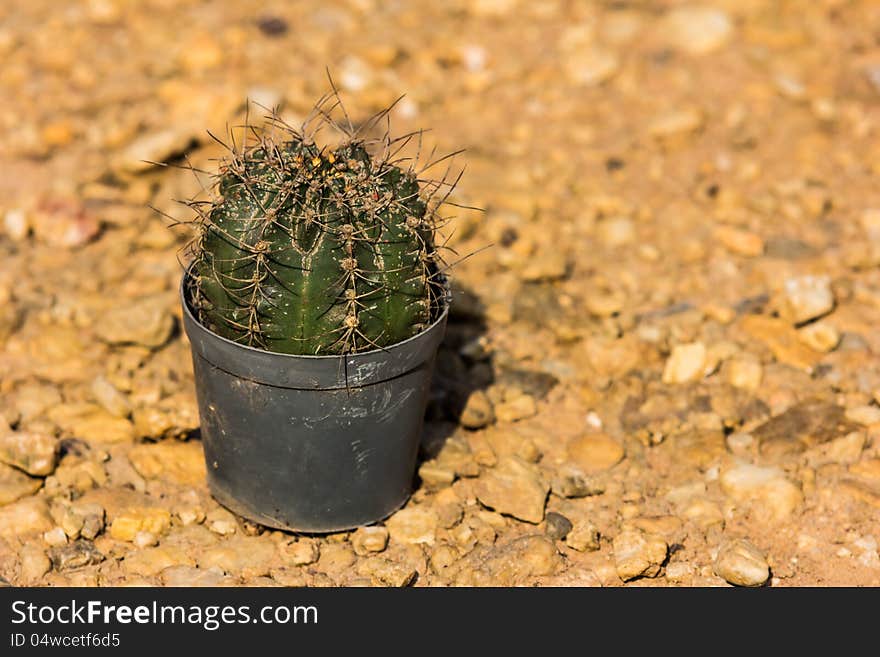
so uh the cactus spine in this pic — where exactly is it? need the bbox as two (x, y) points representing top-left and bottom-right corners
(188, 96), (452, 355)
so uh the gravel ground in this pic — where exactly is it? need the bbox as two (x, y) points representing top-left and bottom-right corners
(2, 0), (880, 587)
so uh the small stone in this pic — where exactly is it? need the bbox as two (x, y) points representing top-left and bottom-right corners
(613, 529), (668, 581)
(494, 394), (537, 423)
(649, 108), (704, 139)
(544, 512), (573, 540)
(41, 120), (75, 148)
(740, 315), (822, 372)
(178, 33), (223, 72)
(716, 226), (764, 257)
(91, 376), (131, 418)
(797, 322), (840, 353)
(453, 535), (561, 586)
(43, 527), (68, 547)
(133, 531), (158, 548)
(845, 405), (880, 426)
(47, 540), (105, 571)
(13, 383), (62, 423)
(662, 6), (733, 55)
(565, 521), (600, 552)
(352, 526), (389, 555)
(714, 539), (770, 587)
(418, 461), (456, 487)
(128, 441), (206, 486)
(563, 46), (619, 86)
(109, 508), (172, 541)
(475, 456), (548, 523)
(780, 275), (835, 324)
(19, 544), (51, 583)
(719, 463), (803, 521)
(584, 284), (625, 317)
(161, 565), (234, 587)
(597, 216), (635, 247)
(123, 546), (194, 577)
(3, 208), (29, 241)
(566, 433), (624, 473)
(95, 300), (174, 348)
(280, 539), (319, 566)
(198, 537), (276, 578)
(520, 253), (568, 282)
(79, 510), (105, 540)
(861, 208), (880, 241)
(551, 468), (605, 498)
(752, 397), (854, 455)
(256, 15), (288, 37)
(119, 129), (196, 173)
(356, 557), (418, 587)
(804, 431), (865, 467)
(662, 342), (707, 384)
(30, 198), (101, 248)
(723, 359), (763, 391)
(55, 407), (135, 444)
(132, 392), (199, 439)
(459, 390), (495, 429)
(386, 507), (438, 545)
(468, 0), (518, 17)
(206, 507), (238, 535)
(0, 462), (43, 505)
(0, 498), (53, 537)
(0, 431), (58, 476)
(726, 432), (755, 456)
(59, 508), (84, 539)
(665, 562), (695, 582)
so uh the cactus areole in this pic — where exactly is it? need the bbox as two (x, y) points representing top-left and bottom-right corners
(187, 107), (452, 356)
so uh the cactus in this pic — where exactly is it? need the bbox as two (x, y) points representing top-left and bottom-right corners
(186, 94), (456, 355)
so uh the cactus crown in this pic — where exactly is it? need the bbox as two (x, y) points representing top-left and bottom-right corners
(184, 92), (458, 355)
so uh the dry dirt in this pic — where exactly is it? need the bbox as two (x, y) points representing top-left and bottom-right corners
(2, 0), (880, 587)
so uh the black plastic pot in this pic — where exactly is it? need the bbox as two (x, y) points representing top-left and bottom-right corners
(180, 271), (449, 533)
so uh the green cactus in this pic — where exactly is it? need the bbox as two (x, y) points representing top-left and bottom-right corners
(187, 98), (452, 355)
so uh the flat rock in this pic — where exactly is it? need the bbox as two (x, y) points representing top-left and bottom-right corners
(740, 315), (822, 372)
(566, 433), (625, 473)
(132, 392), (199, 439)
(94, 300), (174, 348)
(719, 463), (803, 521)
(613, 529), (668, 581)
(0, 497), (53, 537)
(0, 461), (43, 505)
(352, 526), (389, 555)
(565, 521), (600, 552)
(475, 456), (548, 523)
(122, 545), (195, 577)
(563, 46), (619, 87)
(109, 507), (171, 541)
(780, 275), (834, 324)
(19, 543), (51, 584)
(386, 507), (439, 545)
(0, 431), (58, 476)
(197, 537), (277, 578)
(453, 535), (561, 585)
(160, 565), (236, 587)
(714, 539), (769, 587)
(47, 539), (105, 571)
(118, 129), (197, 173)
(661, 6), (733, 55)
(752, 397), (856, 457)
(128, 441), (206, 486)
(662, 342), (707, 384)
